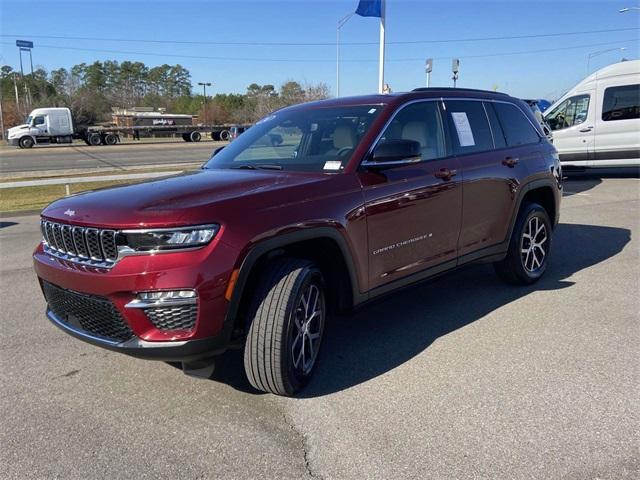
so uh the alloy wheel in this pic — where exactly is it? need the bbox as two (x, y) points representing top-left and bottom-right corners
(521, 216), (548, 273)
(291, 283), (324, 376)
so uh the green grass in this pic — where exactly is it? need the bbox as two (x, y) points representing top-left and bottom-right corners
(0, 180), (133, 212)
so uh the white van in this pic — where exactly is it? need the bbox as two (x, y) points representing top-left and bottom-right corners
(544, 60), (639, 170)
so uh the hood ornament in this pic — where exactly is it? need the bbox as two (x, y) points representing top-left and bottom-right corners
(64, 209), (76, 217)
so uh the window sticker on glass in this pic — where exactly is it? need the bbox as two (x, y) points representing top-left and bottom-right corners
(323, 161), (342, 171)
(451, 112), (476, 147)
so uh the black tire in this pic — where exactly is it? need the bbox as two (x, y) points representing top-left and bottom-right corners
(494, 202), (552, 285)
(244, 258), (326, 396)
(87, 133), (102, 146)
(211, 131), (221, 141)
(19, 136), (35, 149)
(103, 133), (118, 146)
(182, 133), (192, 142)
(189, 131), (202, 142)
(219, 130), (230, 141)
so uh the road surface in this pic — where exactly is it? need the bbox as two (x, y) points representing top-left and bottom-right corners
(0, 141), (220, 175)
(1, 178), (638, 479)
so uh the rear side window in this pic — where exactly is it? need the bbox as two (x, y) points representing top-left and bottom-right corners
(493, 103), (540, 146)
(444, 100), (494, 155)
(602, 84), (640, 121)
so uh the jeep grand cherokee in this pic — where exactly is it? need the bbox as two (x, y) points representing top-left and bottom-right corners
(34, 88), (562, 396)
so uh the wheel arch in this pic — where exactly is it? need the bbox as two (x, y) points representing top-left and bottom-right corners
(224, 228), (365, 337)
(507, 179), (560, 242)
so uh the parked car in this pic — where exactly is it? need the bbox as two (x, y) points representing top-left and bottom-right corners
(544, 60), (639, 170)
(523, 99), (552, 138)
(34, 88), (562, 396)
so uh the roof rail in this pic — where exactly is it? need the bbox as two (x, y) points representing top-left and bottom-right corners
(411, 87), (509, 96)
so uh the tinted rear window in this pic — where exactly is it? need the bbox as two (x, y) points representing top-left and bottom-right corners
(444, 100), (494, 155)
(493, 102), (540, 147)
(602, 84), (640, 121)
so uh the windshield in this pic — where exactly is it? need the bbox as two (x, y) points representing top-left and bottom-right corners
(204, 105), (382, 173)
(25, 116), (33, 125)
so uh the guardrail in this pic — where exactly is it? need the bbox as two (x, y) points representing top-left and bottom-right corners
(0, 171), (181, 194)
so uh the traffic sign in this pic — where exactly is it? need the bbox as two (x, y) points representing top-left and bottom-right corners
(16, 40), (34, 49)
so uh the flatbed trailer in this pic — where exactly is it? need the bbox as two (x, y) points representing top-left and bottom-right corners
(6, 107), (252, 148)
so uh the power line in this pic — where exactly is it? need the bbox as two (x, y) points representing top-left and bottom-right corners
(0, 27), (638, 46)
(0, 39), (637, 64)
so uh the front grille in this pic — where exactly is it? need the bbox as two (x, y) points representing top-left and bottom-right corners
(145, 304), (197, 331)
(42, 281), (134, 342)
(41, 220), (118, 266)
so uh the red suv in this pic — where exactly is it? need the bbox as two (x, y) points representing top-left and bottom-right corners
(34, 88), (562, 396)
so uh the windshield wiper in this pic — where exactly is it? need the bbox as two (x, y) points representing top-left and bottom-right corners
(230, 164), (283, 170)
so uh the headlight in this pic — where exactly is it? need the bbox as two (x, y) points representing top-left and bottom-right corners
(120, 224), (219, 252)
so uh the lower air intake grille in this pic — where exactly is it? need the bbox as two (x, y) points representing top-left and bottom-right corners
(43, 281), (134, 342)
(145, 305), (197, 331)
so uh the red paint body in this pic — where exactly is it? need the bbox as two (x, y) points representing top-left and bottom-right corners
(33, 89), (562, 361)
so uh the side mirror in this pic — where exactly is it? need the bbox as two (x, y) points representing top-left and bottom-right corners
(212, 145), (225, 157)
(362, 139), (422, 169)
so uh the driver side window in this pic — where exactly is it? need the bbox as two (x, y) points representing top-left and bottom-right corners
(546, 95), (590, 131)
(34, 116), (46, 126)
(379, 102), (446, 161)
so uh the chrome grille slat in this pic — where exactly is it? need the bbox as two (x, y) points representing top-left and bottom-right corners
(52, 224), (64, 252)
(100, 230), (118, 261)
(85, 228), (103, 261)
(61, 225), (75, 255)
(40, 220), (117, 268)
(72, 227), (89, 258)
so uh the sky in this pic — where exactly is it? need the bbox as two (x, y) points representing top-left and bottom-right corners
(0, 0), (638, 101)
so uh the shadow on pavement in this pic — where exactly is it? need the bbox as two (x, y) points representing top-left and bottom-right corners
(205, 223), (631, 397)
(0, 221), (18, 229)
(563, 178), (602, 196)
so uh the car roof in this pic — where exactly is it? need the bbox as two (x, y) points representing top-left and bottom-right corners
(284, 88), (517, 112)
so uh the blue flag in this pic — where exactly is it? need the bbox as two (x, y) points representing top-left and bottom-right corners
(356, 0), (382, 18)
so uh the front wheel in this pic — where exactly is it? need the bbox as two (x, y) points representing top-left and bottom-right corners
(494, 202), (552, 284)
(19, 136), (34, 149)
(244, 258), (326, 396)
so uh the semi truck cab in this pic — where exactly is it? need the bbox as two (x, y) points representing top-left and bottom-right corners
(7, 107), (75, 148)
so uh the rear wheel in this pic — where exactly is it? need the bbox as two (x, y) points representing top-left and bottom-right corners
(18, 136), (34, 149)
(189, 131), (202, 142)
(182, 133), (192, 142)
(87, 133), (102, 146)
(494, 202), (552, 284)
(244, 258), (326, 396)
(219, 130), (230, 141)
(103, 133), (118, 145)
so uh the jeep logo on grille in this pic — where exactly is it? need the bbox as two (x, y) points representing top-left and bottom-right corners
(64, 209), (76, 217)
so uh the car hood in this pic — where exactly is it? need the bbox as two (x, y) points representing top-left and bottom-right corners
(41, 169), (333, 228)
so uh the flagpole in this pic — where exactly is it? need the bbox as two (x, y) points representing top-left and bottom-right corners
(378, 0), (386, 93)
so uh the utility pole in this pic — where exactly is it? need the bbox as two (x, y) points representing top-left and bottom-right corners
(452, 58), (460, 88)
(425, 58), (433, 87)
(13, 73), (20, 113)
(0, 86), (5, 141)
(198, 82), (212, 124)
(336, 12), (354, 97)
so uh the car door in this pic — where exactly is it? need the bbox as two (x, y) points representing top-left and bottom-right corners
(358, 100), (462, 291)
(442, 99), (529, 258)
(31, 115), (48, 140)
(544, 93), (594, 166)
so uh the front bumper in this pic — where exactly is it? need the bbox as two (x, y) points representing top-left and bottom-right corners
(34, 237), (241, 361)
(7, 138), (20, 146)
(47, 309), (230, 361)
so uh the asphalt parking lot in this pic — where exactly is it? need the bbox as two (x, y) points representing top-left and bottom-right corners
(0, 177), (638, 479)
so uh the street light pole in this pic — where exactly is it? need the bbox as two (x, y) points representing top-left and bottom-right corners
(198, 82), (212, 124)
(336, 12), (354, 97)
(587, 47), (626, 74)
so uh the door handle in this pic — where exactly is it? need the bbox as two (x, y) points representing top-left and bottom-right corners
(579, 126), (593, 132)
(502, 157), (519, 168)
(434, 168), (457, 180)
